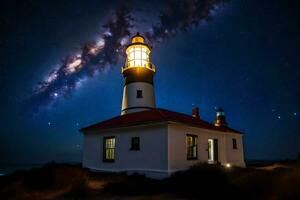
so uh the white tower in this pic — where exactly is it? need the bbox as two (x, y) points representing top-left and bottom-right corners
(121, 33), (156, 115)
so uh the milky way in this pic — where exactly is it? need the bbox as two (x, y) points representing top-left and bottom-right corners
(23, 0), (228, 113)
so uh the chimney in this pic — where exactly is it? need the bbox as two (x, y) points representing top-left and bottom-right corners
(192, 107), (200, 118)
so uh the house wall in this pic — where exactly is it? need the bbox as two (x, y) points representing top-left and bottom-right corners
(167, 123), (245, 173)
(225, 135), (246, 167)
(83, 123), (169, 178)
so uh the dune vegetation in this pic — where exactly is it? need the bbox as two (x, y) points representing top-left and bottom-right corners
(0, 162), (299, 199)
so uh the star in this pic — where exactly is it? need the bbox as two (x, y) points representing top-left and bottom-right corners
(48, 122), (51, 126)
(293, 112), (297, 116)
(54, 92), (58, 97)
(277, 116), (281, 119)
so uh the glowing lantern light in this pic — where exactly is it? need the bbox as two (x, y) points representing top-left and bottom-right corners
(122, 33), (155, 72)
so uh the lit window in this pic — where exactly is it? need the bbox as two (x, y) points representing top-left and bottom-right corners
(130, 137), (140, 150)
(142, 51), (147, 59)
(186, 134), (197, 160)
(126, 45), (149, 68)
(129, 52), (134, 60)
(103, 136), (115, 162)
(137, 90), (143, 98)
(129, 60), (134, 67)
(135, 50), (141, 59)
(135, 59), (142, 66)
(232, 138), (237, 149)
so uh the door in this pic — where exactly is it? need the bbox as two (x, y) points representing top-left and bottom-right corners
(208, 139), (218, 163)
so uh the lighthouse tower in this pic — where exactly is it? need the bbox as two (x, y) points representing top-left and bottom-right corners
(121, 33), (156, 115)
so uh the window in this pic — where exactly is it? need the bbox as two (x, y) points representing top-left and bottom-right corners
(186, 134), (197, 160)
(127, 45), (149, 68)
(103, 136), (115, 162)
(130, 137), (140, 150)
(232, 138), (237, 149)
(136, 90), (143, 98)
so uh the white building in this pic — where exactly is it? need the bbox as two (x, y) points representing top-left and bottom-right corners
(81, 33), (245, 179)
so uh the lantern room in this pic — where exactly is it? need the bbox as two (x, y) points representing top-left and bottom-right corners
(122, 33), (155, 73)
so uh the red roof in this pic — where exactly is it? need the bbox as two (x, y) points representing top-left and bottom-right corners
(80, 108), (242, 134)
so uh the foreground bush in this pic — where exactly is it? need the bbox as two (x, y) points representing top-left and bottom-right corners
(0, 162), (299, 199)
(166, 163), (233, 198)
(0, 163), (90, 199)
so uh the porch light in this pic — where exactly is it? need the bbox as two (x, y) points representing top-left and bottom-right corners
(225, 163), (231, 168)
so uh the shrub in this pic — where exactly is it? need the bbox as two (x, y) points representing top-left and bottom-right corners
(166, 163), (233, 198)
(103, 173), (163, 196)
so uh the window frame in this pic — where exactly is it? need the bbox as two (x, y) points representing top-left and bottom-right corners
(232, 138), (237, 149)
(103, 136), (116, 162)
(186, 134), (198, 160)
(130, 137), (140, 151)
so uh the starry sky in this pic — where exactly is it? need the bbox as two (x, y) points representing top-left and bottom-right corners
(1, 0), (299, 165)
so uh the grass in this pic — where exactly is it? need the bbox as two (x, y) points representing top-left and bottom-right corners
(0, 162), (299, 199)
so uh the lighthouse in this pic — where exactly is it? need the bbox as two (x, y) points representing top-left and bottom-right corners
(121, 33), (156, 115)
(81, 33), (246, 178)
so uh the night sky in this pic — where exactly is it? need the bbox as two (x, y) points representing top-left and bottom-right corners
(1, 0), (299, 165)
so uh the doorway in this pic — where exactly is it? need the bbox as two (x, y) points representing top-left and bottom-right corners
(208, 139), (218, 163)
